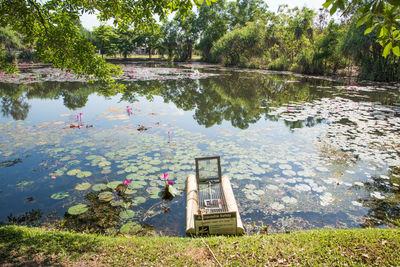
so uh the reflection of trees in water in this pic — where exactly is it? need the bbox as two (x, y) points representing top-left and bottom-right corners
(1, 96), (30, 120)
(1, 72), (336, 128)
(358, 166), (400, 228)
(0, 82), (100, 120)
(121, 73), (332, 129)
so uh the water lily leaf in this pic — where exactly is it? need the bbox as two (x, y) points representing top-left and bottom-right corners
(168, 185), (178, 197)
(110, 199), (125, 207)
(125, 166), (138, 172)
(128, 182), (144, 189)
(98, 160), (111, 167)
(68, 204), (88, 215)
(98, 191), (113, 201)
(119, 210), (135, 219)
(133, 196), (146, 204)
(107, 181), (122, 189)
(16, 180), (34, 187)
(67, 169), (80, 176)
(76, 171), (92, 178)
(126, 173), (135, 180)
(120, 222), (142, 235)
(124, 188), (136, 195)
(101, 169), (111, 174)
(51, 191), (69, 200)
(75, 182), (91, 191)
(92, 183), (107, 191)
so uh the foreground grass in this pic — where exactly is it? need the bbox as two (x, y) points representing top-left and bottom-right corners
(0, 226), (399, 266)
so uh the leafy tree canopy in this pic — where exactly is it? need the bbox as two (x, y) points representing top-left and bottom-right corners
(0, 0), (205, 88)
(323, 0), (400, 57)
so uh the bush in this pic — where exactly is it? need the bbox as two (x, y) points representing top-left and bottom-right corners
(211, 22), (266, 66)
(267, 56), (290, 71)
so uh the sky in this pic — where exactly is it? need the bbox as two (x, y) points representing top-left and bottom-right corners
(80, 0), (326, 30)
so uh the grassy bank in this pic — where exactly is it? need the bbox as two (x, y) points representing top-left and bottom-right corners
(0, 226), (399, 266)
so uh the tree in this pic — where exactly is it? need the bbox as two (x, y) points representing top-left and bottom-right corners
(323, 0), (400, 57)
(0, 27), (23, 72)
(161, 21), (179, 61)
(174, 11), (199, 61)
(227, 0), (268, 29)
(93, 25), (119, 57)
(0, 0), (202, 86)
(197, 0), (228, 61)
(115, 26), (137, 59)
(138, 23), (162, 59)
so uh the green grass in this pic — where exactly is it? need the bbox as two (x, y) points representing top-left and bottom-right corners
(0, 226), (399, 266)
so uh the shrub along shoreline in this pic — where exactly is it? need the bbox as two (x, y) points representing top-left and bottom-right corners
(0, 226), (399, 266)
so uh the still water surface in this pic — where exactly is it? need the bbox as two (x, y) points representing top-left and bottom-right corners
(0, 64), (399, 235)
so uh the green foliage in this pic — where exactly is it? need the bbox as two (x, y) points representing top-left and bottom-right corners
(0, 0), (202, 86)
(93, 25), (119, 57)
(323, 0), (400, 57)
(211, 22), (266, 65)
(341, 20), (400, 81)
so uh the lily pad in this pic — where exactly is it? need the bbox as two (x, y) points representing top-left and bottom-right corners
(124, 188), (136, 195)
(92, 183), (107, 191)
(51, 191), (69, 200)
(67, 169), (80, 176)
(76, 171), (92, 178)
(120, 222), (142, 235)
(75, 182), (91, 191)
(107, 181), (122, 189)
(16, 180), (34, 187)
(168, 184), (178, 197)
(68, 204), (88, 215)
(98, 191), (113, 201)
(119, 210), (135, 219)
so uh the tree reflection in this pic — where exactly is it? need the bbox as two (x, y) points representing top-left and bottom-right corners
(121, 72), (330, 129)
(1, 96), (30, 120)
(0, 82), (100, 120)
(358, 166), (400, 228)
(1, 71), (334, 129)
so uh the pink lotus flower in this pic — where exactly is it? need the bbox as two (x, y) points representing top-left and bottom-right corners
(334, 107), (338, 109)
(124, 180), (131, 185)
(288, 107), (293, 111)
(168, 180), (174, 185)
(168, 131), (171, 135)
(163, 173), (169, 180)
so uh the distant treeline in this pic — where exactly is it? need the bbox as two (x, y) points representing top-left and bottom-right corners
(1, 0), (399, 81)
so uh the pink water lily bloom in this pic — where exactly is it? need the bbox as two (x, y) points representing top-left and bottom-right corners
(168, 180), (174, 185)
(124, 180), (131, 185)
(163, 173), (169, 180)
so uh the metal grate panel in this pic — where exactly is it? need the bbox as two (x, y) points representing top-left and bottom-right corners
(198, 182), (228, 214)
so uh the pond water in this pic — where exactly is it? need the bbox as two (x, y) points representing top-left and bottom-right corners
(0, 64), (399, 236)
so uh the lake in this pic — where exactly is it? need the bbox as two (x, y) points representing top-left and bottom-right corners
(0, 63), (399, 236)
